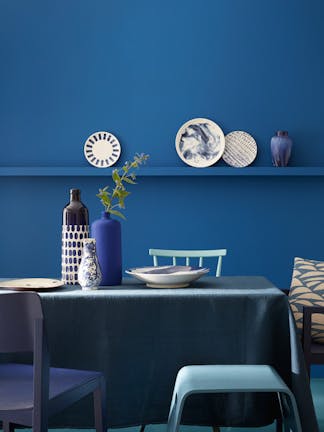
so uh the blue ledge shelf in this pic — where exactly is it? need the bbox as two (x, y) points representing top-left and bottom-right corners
(0, 166), (324, 177)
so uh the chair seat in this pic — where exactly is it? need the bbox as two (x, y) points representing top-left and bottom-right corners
(0, 363), (101, 412)
(174, 365), (290, 395)
(167, 365), (302, 432)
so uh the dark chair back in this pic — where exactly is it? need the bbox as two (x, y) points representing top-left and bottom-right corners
(0, 292), (44, 353)
(0, 291), (50, 427)
(0, 292), (106, 432)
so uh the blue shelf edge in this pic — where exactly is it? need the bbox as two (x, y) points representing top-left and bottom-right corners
(0, 166), (324, 177)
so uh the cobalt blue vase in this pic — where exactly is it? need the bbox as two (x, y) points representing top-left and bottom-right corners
(91, 212), (122, 286)
(271, 131), (293, 167)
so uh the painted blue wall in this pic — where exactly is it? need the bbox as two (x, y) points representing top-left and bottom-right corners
(1, 3), (324, 299)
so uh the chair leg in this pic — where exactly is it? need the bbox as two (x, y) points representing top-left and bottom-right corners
(32, 419), (48, 432)
(139, 426), (146, 432)
(286, 392), (302, 432)
(305, 357), (311, 381)
(276, 417), (283, 432)
(3, 422), (14, 432)
(32, 407), (48, 432)
(94, 376), (107, 432)
(212, 427), (220, 432)
(276, 392), (284, 432)
(167, 392), (187, 432)
(278, 392), (302, 432)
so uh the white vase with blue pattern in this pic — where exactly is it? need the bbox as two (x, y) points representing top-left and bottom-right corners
(78, 238), (102, 290)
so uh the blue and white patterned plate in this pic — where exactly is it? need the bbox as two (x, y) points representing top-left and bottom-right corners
(84, 131), (121, 168)
(175, 118), (225, 168)
(126, 266), (209, 288)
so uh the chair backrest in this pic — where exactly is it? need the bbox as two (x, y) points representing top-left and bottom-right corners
(0, 292), (44, 353)
(0, 292), (49, 423)
(148, 249), (227, 277)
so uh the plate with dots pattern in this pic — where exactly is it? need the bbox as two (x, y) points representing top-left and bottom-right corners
(84, 131), (121, 168)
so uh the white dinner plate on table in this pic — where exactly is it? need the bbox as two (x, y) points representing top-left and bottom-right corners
(125, 266), (209, 288)
(0, 278), (64, 291)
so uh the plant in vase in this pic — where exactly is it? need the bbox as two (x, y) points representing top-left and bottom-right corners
(92, 153), (149, 285)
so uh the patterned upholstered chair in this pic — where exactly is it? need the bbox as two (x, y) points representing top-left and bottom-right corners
(287, 257), (324, 378)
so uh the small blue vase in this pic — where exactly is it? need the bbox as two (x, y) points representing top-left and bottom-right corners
(91, 212), (122, 286)
(78, 238), (102, 290)
(271, 131), (293, 167)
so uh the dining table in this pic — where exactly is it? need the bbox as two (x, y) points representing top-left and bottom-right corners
(0, 276), (319, 431)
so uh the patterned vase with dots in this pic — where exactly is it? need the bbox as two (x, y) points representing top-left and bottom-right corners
(61, 189), (89, 284)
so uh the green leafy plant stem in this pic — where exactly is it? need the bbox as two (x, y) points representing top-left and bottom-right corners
(96, 153), (149, 220)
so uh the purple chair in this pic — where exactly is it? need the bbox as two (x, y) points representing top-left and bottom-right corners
(0, 292), (107, 432)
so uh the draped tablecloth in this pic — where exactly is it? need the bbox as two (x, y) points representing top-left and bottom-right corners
(1, 276), (319, 430)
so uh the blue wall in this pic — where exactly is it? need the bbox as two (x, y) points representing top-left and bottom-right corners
(1, 0), (324, 292)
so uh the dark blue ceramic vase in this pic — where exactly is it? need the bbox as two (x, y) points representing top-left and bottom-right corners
(271, 130), (293, 167)
(91, 212), (122, 286)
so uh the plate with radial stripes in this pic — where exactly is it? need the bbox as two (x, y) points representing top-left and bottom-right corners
(84, 131), (121, 168)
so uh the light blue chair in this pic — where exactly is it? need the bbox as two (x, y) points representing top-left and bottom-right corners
(167, 365), (301, 432)
(148, 249), (227, 276)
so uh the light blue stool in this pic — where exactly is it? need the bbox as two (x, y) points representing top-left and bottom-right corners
(166, 365), (302, 432)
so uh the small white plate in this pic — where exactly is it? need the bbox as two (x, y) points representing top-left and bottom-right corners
(126, 266), (209, 288)
(175, 118), (225, 168)
(84, 131), (121, 168)
(0, 278), (65, 291)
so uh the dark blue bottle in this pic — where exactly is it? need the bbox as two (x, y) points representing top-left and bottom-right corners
(62, 189), (89, 285)
(91, 212), (122, 286)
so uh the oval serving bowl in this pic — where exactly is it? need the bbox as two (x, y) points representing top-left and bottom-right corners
(126, 266), (209, 288)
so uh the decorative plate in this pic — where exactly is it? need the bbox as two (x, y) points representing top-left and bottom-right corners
(175, 118), (225, 168)
(84, 131), (121, 168)
(223, 131), (257, 167)
(0, 278), (65, 291)
(126, 266), (209, 288)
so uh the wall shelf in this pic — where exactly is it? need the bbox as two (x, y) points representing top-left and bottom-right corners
(0, 166), (324, 177)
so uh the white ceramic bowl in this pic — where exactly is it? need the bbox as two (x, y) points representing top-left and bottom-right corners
(125, 266), (209, 288)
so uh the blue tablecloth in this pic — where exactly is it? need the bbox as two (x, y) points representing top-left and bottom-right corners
(2, 276), (319, 430)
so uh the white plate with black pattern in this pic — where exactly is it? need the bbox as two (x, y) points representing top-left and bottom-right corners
(84, 131), (121, 168)
(175, 118), (225, 168)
